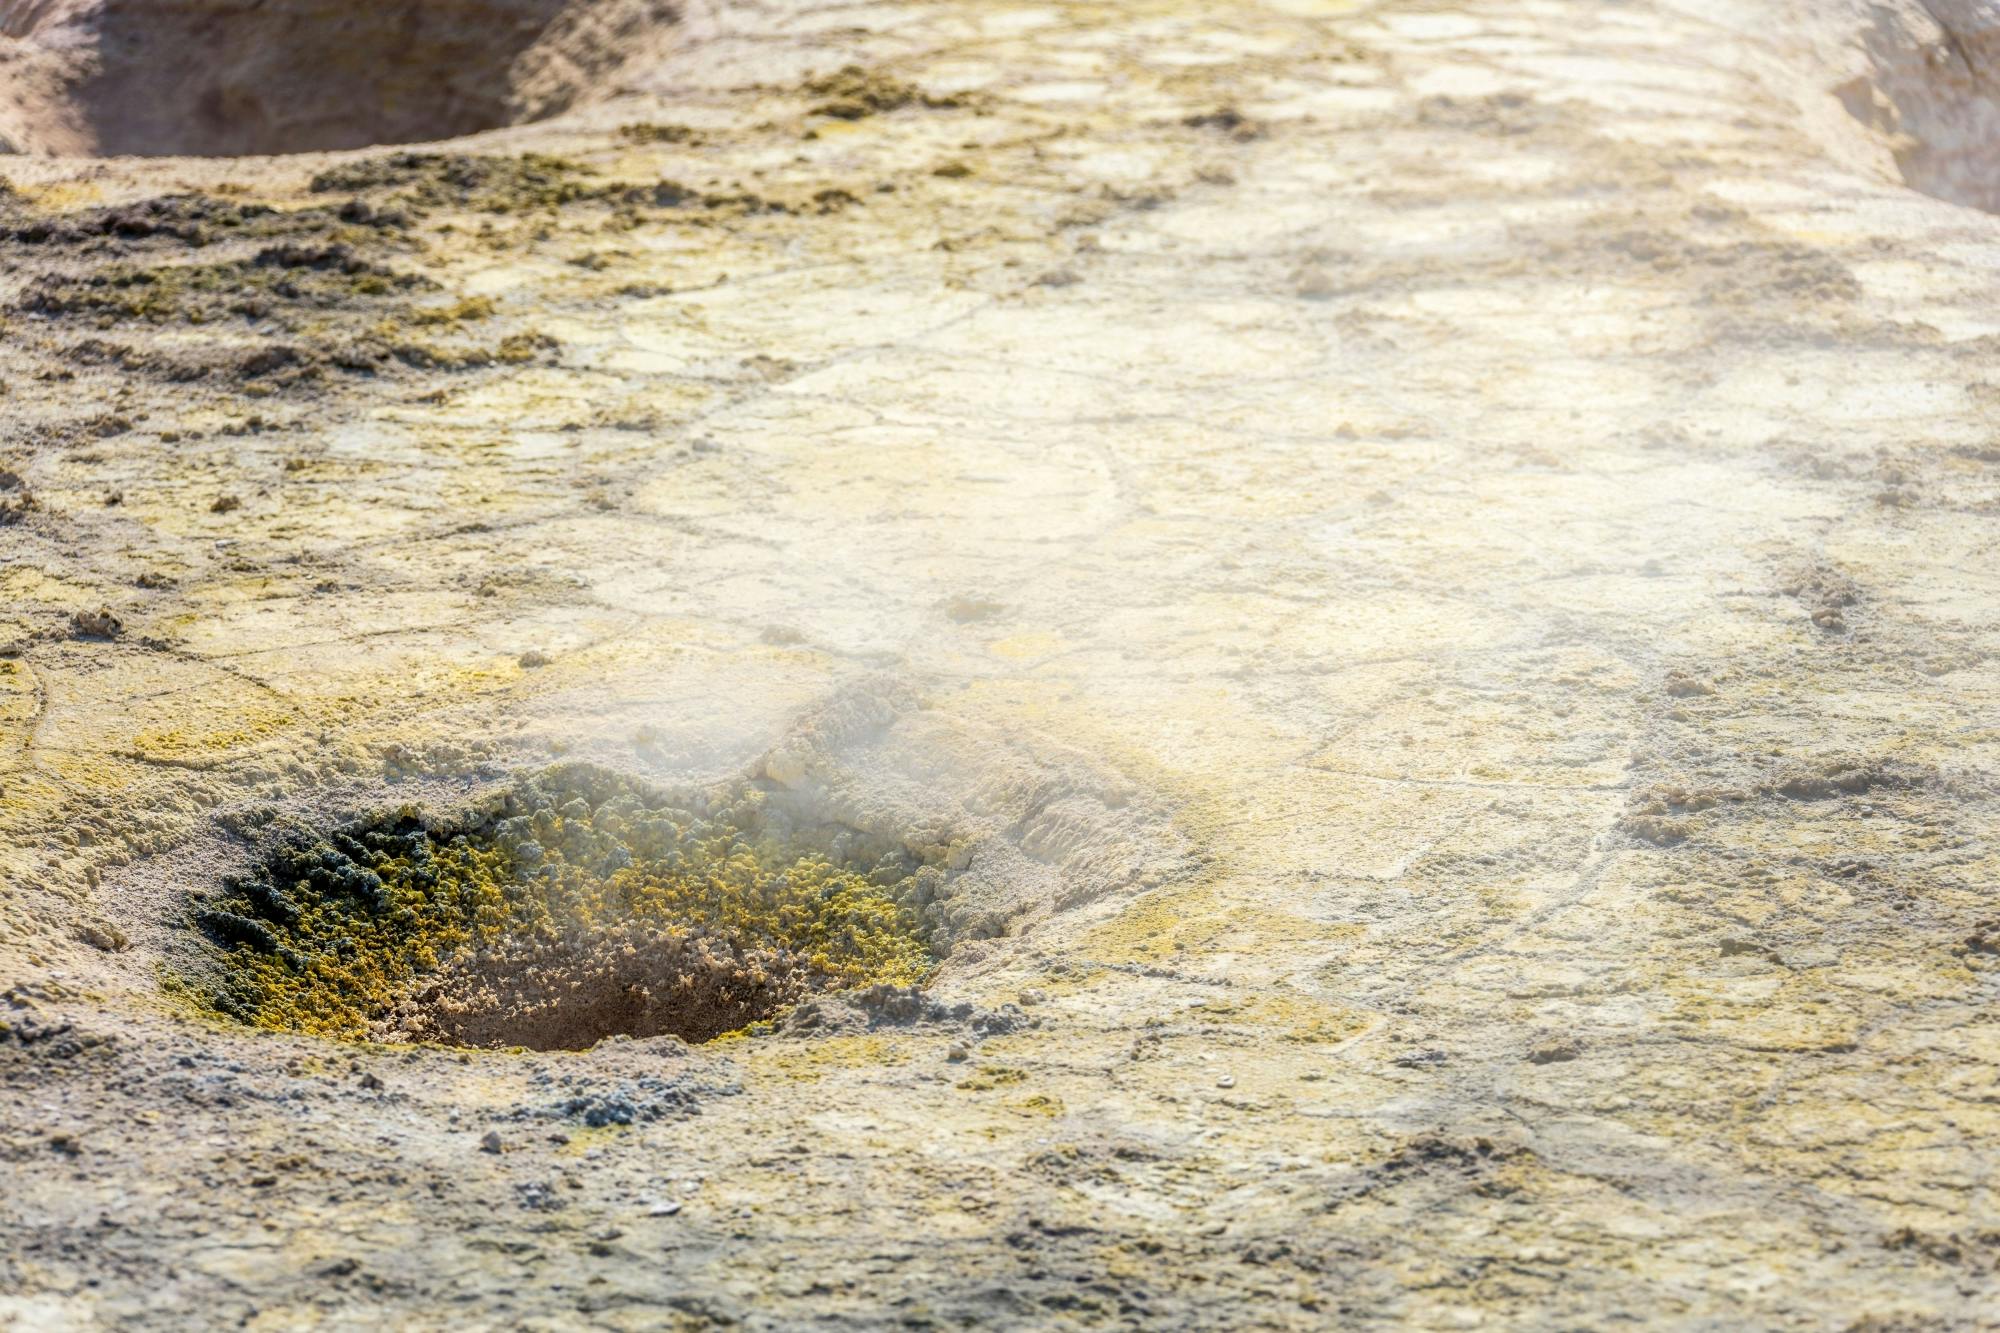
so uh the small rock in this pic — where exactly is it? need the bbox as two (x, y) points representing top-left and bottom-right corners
(1185, 106), (1258, 138)
(647, 1200), (682, 1217)
(1017, 988), (1048, 1006)
(516, 1180), (566, 1212)
(75, 922), (128, 953)
(479, 1130), (504, 1154)
(518, 649), (551, 668)
(763, 745), (810, 786)
(357, 1070), (384, 1091)
(1663, 671), (1714, 698)
(1961, 919), (2000, 957)
(1215, 1074), (1236, 1089)
(1720, 937), (1783, 964)
(945, 1042), (970, 1063)
(210, 494), (241, 514)
(72, 607), (122, 639)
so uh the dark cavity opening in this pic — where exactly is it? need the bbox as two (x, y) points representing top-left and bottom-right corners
(0, 0), (680, 158)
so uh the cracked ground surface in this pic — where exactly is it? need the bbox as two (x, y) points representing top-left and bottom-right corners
(2, 0), (1999, 1327)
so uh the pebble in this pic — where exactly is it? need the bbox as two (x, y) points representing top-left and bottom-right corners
(71, 607), (122, 639)
(479, 1131), (504, 1154)
(1215, 1074), (1235, 1089)
(648, 1200), (682, 1217)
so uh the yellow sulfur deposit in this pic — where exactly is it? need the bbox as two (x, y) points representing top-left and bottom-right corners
(185, 765), (934, 1044)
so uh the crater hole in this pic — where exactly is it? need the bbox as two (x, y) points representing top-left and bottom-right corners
(183, 764), (946, 1051)
(0, 0), (681, 158)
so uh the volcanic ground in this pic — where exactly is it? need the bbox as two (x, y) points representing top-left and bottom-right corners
(2, 0), (1999, 1328)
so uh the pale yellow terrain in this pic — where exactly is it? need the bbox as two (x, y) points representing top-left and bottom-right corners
(0, 0), (1997, 1328)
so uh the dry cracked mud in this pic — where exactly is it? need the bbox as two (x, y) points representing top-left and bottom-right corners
(2, 0), (1999, 1328)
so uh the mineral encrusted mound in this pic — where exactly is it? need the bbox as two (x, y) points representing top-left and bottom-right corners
(0, 0), (682, 158)
(1835, 0), (2000, 212)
